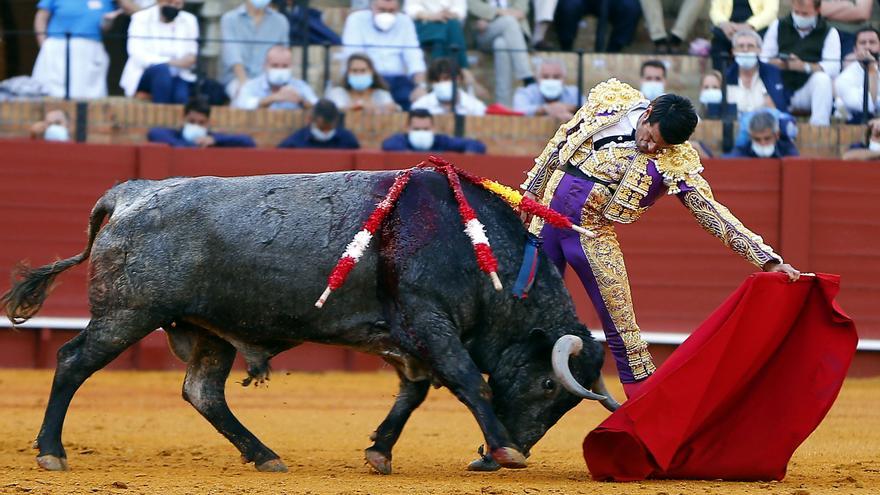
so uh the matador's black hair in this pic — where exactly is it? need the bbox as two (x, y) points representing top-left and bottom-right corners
(646, 94), (698, 145)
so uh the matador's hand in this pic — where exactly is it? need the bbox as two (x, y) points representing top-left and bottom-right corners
(763, 261), (801, 282)
(521, 191), (537, 225)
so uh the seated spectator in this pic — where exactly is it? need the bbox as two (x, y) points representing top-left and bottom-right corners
(29, 109), (71, 141)
(821, 0), (874, 56)
(724, 110), (799, 157)
(120, 0), (199, 104)
(278, 99), (360, 149)
(31, 0), (132, 99)
(699, 70), (724, 107)
(405, 0), (469, 70)
(342, 0), (428, 110)
(641, 0), (705, 53)
(325, 53), (400, 114)
(724, 30), (788, 113)
(513, 58), (580, 120)
(835, 27), (880, 123)
(531, 0), (558, 49)
(760, 0), (841, 126)
(220, 0), (290, 99)
(412, 58), (487, 116)
(382, 109), (486, 153)
(467, 0), (535, 106)
(842, 118), (880, 160)
(148, 97), (256, 148)
(273, 0), (342, 46)
(553, 0), (641, 53)
(639, 60), (667, 100)
(710, 0), (779, 69)
(232, 45), (317, 110)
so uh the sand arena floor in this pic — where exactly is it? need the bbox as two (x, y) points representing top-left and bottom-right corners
(0, 370), (877, 495)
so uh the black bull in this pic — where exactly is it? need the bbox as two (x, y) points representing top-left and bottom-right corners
(2, 170), (617, 474)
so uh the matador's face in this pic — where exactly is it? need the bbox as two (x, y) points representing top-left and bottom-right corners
(635, 107), (671, 155)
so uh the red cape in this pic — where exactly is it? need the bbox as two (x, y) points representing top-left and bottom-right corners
(583, 273), (858, 481)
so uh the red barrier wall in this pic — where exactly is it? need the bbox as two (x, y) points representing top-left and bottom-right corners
(1, 140), (877, 374)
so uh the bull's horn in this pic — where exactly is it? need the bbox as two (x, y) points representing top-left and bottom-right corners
(590, 374), (621, 412)
(551, 335), (606, 401)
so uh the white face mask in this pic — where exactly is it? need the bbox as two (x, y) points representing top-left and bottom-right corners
(433, 80), (454, 102)
(408, 130), (435, 150)
(751, 142), (776, 157)
(538, 79), (564, 100)
(734, 52), (759, 70)
(869, 140), (880, 152)
(699, 88), (723, 105)
(373, 12), (397, 32)
(640, 81), (665, 101)
(792, 13), (818, 30)
(182, 123), (208, 143)
(267, 68), (292, 87)
(44, 124), (69, 142)
(310, 126), (336, 142)
(249, 0), (271, 10)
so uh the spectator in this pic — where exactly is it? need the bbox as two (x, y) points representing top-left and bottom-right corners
(29, 109), (71, 141)
(641, 0), (705, 53)
(513, 58), (581, 120)
(405, 0), (469, 71)
(119, 0), (198, 104)
(232, 45), (318, 110)
(382, 109), (486, 153)
(842, 118), (880, 159)
(273, 0), (342, 47)
(341, 0), (428, 110)
(31, 0), (133, 99)
(148, 97), (256, 148)
(531, 0), (558, 49)
(724, 110), (799, 157)
(467, 0), (535, 106)
(725, 30), (788, 113)
(821, 0), (875, 56)
(325, 53), (400, 113)
(412, 58), (487, 116)
(761, 0), (840, 126)
(639, 60), (667, 100)
(699, 71), (724, 107)
(554, 0), (642, 52)
(835, 27), (880, 123)
(278, 99), (360, 149)
(710, 0), (779, 69)
(220, 0), (290, 99)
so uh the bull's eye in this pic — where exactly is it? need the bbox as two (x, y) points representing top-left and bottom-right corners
(541, 378), (556, 391)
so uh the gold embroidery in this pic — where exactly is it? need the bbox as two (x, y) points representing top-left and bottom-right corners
(602, 153), (654, 224)
(528, 169), (566, 235)
(655, 142), (704, 194)
(573, 145), (637, 184)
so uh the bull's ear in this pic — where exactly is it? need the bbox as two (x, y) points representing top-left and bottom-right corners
(528, 328), (554, 352)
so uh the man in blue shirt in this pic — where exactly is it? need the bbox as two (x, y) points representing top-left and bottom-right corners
(723, 110), (798, 158)
(381, 109), (486, 153)
(148, 97), (256, 148)
(220, 0), (290, 98)
(232, 45), (318, 110)
(513, 59), (581, 120)
(278, 99), (360, 149)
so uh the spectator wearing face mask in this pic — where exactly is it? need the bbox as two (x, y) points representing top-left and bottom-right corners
(698, 71), (725, 111)
(148, 97), (256, 148)
(341, 0), (428, 110)
(724, 30), (788, 114)
(843, 118), (880, 160)
(835, 27), (880, 123)
(382, 109), (486, 153)
(325, 53), (400, 113)
(761, 0), (841, 126)
(724, 110), (798, 158)
(639, 60), (667, 101)
(709, 0), (779, 70)
(120, 0), (199, 104)
(513, 59), (581, 120)
(232, 45), (317, 110)
(220, 0), (290, 99)
(411, 58), (487, 116)
(277, 99), (360, 149)
(29, 109), (72, 142)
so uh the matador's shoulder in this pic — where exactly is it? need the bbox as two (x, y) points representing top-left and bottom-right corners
(654, 141), (705, 194)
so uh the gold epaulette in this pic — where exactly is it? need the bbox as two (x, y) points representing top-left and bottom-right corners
(655, 142), (705, 195)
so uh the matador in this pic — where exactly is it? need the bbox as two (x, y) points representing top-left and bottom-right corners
(522, 79), (801, 398)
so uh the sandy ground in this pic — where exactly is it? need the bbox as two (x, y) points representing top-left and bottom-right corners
(0, 370), (877, 495)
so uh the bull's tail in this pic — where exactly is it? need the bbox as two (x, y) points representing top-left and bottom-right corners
(1, 191), (117, 325)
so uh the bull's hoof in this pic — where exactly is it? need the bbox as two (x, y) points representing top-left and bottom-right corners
(32, 439), (39, 450)
(467, 456), (501, 471)
(364, 448), (392, 475)
(255, 459), (288, 472)
(36, 455), (69, 471)
(491, 447), (527, 469)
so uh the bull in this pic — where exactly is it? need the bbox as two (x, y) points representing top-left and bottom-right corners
(2, 170), (618, 474)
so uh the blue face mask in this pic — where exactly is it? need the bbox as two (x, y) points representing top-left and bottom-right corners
(348, 73), (373, 91)
(44, 124), (69, 142)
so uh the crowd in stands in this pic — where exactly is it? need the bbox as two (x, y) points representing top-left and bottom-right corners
(17, 0), (880, 159)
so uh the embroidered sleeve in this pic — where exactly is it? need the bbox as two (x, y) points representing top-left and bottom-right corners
(521, 122), (571, 195)
(679, 174), (783, 268)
